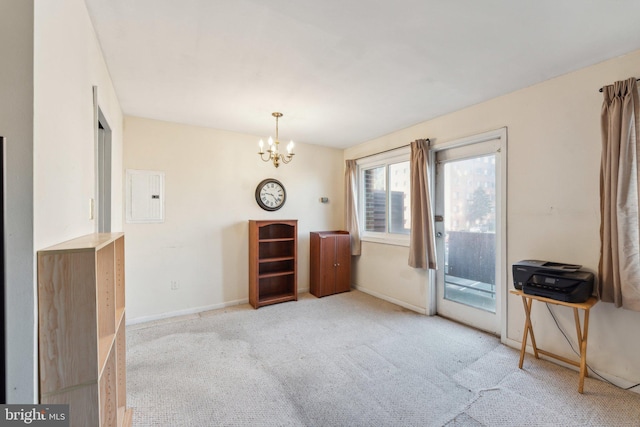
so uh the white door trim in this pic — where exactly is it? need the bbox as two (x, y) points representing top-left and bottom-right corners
(429, 127), (507, 340)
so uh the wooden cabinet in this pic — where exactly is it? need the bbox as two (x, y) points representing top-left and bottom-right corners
(310, 231), (351, 298)
(249, 220), (298, 308)
(37, 233), (132, 427)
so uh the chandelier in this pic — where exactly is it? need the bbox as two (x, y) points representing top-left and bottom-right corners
(258, 112), (295, 168)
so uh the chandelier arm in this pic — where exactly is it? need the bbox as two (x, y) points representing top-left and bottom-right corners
(259, 152), (272, 162)
(280, 153), (294, 164)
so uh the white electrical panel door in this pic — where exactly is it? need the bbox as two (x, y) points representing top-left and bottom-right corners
(126, 169), (165, 223)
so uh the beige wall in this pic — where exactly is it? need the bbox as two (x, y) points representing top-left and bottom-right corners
(1, 0), (124, 402)
(345, 49), (640, 388)
(1, 0), (35, 403)
(353, 242), (429, 313)
(123, 117), (344, 322)
(34, 0), (124, 248)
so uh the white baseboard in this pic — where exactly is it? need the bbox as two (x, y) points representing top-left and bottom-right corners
(354, 285), (426, 315)
(127, 288), (311, 326)
(126, 297), (249, 326)
(503, 337), (639, 394)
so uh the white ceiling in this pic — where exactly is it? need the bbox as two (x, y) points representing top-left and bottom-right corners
(84, 0), (640, 149)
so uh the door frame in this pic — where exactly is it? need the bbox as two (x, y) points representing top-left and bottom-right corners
(428, 128), (508, 339)
(0, 136), (5, 403)
(93, 86), (112, 233)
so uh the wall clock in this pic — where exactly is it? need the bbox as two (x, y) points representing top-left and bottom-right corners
(255, 178), (286, 211)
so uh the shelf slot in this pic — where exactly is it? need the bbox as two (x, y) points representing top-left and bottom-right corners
(258, 240), (294, 259)
(258, 223), (295, 240)
(258, 292), (297, 306)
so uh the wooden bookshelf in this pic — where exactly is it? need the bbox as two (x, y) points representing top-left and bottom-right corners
(38, 233), (132, 426)
(249, 220), (297, 308)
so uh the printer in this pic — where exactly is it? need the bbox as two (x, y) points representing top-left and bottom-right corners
(512, 260), (594, 303)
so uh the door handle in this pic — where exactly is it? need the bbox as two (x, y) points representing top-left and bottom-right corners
(436, 232), (443, 238)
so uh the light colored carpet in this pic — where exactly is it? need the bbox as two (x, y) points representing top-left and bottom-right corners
(126, 291), (640, 426)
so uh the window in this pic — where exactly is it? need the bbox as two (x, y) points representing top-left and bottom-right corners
(357, 147), (411, 246)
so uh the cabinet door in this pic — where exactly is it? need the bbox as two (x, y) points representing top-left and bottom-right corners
(334, 235), (351, 293)
(320, 236), (337, 296)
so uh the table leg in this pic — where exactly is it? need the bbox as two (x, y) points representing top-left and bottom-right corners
(573, 308), (588, 379)
(578, 308), (591, 394)
(519, 296), (538, 368)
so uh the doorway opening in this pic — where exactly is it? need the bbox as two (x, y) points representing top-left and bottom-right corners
(432, 129), (507, 336)
(94, 87), (112, 233)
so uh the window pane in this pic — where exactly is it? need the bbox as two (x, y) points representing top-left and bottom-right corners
(364, 166), (386, 232)
(443, 154), (496, 312)
(388, 161), (410, 234)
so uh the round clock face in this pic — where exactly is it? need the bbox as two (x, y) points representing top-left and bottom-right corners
(255, 179), (286, 211)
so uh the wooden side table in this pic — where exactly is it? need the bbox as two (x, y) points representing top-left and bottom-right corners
(510, 289), (598, 393)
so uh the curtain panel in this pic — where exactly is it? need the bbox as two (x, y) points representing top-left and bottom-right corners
(599, 77), (640, 311)
(344, 159), (362, 256)
(408, 139), (437, 269)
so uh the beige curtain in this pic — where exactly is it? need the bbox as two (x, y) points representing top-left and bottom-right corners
(599, 77), (640, 311)
(345, 159), (361, 256)
(408, 139), (437, 269)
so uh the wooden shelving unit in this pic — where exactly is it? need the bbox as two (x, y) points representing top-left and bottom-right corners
(249, 220), (297, 308)
(37, 233), (132, 427)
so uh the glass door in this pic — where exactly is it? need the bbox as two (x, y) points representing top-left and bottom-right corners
(434, 133), (504, 335)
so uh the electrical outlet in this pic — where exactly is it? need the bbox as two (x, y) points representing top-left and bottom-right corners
(170, 281), (179, 290)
